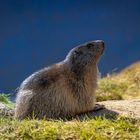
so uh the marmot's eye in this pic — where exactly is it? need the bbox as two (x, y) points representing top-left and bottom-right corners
(75, 50), (83, 55)
(87, 43), (93, 49)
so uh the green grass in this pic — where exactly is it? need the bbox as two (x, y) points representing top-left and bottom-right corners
(0, 93), (14, 108)
(96, 61), (140, 101)
(0, 116), (139, 140)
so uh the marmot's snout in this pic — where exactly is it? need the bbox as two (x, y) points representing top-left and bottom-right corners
(94, 40), (104, 46)
(87, 40), (105, 55)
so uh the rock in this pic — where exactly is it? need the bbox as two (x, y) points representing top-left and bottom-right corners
(0, 103), (14, 117)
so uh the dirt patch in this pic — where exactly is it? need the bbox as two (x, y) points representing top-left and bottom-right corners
(87, 99), (140, 119)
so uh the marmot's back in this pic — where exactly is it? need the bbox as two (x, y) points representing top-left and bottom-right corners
(15, 40), (105, 119)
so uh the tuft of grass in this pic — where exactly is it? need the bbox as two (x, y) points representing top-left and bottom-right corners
(0, 116), (139, 140)
(0, 93), (14, 108)
(96, 61), (140, 101)
(96, 79), (125, 101)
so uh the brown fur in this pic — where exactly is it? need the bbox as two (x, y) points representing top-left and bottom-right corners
(15, 40), (105, 119)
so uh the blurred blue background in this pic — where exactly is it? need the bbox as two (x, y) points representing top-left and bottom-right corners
(0, 0), (140, 94)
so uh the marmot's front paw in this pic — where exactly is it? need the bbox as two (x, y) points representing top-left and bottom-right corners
(93, 104), (105, 111)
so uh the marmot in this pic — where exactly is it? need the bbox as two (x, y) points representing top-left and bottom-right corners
(15, 40), (105, 119)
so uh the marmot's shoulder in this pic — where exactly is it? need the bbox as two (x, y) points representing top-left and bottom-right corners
(21, 64), (64, 91)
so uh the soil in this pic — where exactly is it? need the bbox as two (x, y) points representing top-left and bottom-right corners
(87, 99), (140, 119)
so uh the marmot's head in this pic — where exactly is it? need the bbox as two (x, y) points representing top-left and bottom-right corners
(65, 40), (105, 71)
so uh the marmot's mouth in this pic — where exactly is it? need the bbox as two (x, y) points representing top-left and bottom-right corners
(101, 45), (105, 55)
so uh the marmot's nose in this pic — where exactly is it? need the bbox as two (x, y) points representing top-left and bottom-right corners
(94, 40), (104, 47)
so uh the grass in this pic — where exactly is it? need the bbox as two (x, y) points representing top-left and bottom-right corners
(0, 116), (139, 140)
(96, 61), (140, 101)
(0, 93), (14, 108)
(0, 61), (140, 139)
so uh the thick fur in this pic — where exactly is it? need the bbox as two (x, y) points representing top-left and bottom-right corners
(15, 40), (104, 119)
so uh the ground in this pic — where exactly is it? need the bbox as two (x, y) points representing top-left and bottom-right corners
(86, 99), (140, 119)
